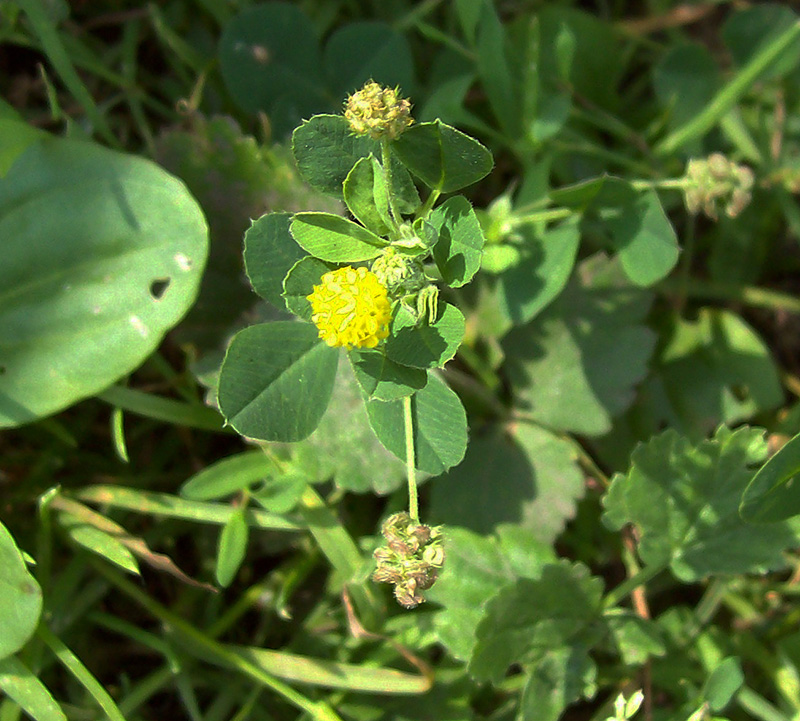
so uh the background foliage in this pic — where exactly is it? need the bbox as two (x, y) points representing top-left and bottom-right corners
(4, 1), (800, 721)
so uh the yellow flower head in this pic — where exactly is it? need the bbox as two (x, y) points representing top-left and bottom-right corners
(307, 266), (392, 349)
(344, 81), (413, 140)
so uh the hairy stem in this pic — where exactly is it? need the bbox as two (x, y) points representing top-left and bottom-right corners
(403, 395), (419, 522)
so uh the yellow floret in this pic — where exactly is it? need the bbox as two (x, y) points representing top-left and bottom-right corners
(307, 266), (392, 349)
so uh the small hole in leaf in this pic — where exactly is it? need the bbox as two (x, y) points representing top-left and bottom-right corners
(150, 278), (170, 300)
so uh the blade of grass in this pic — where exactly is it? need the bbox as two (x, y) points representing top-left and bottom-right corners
(95, 564), (346, 721)
(36, 623), (127, 721)
(98, 385), (229, 432)
(656, 20), (800, 156)
(17, 0), (116, 144)
(73, 485), (303, 531)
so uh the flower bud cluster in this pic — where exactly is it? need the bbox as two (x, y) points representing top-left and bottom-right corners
(344, 81), (413, 140)
(684, 153), (754, 220)
(371, 248), (426, 296)
(372, 512), (445, 608)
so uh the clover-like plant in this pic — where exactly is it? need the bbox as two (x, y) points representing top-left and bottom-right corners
(216, 82), (493, 606)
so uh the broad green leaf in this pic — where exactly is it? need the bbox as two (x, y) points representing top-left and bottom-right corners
(603, 426), (800, 581)
(702, 657), (744, 712)
(653, 43), (721, 133)
(391, 120), (493, 193)
(323, 21), (415, 101)
(290, 212), (386, 262)
(0, 119), (45, 177)
(518, 645), (597, 721)
(349, 349), (427, 401)
(430, 423), (583, 542)
(0, 522), (42, 660)
(244, 213), (307, 308)
(723, 4), (800, 80)
(216, 508), (249, 587)
(502, 277), (656, 436)
(59, 514), (140, 575)
(343, 156), (393, 237)
(0, 138), (207, 428)
(497, 217), (580, 325)
(294, 360), (406, 494)
(180, 450), (272, 501)
(548, 175), (606, 209)
(218, 321), (338, 442)
(740, 432), (800, 523)
(426, 526), (556, 661)
(0, 656), (66, 721)
(601, 185), (680, 287)
(655, 309), (784, 440)
(218, 3), (326, 136)
(428, 195), (485, 287)
(469, 561), (604, 683)
(292, 115), (376, 197)
(384, 303), (465, 369)
(282, 256), (332, 320)
(366, 373), (467, 475)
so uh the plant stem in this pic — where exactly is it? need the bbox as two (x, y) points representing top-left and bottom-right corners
(403, 395), (419, 522)
(656, 20), (800, 156)
(416, 188), (441, 219)
(381, 139), (402, 227)
(510, 207), (573, 228)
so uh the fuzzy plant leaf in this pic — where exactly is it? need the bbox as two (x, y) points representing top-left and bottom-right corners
(603, 426), (800, 581)
(518, 645), (597, 721)
(293, 359), (406, 494)
(244, 212), (307, 308)
(469, 561), (604, 683)
(384, 302), (465, 369)
(429, 423), (584, 543)
(217, 321), (339, 442)
(391, 120), (493, 193)
(343, 155), (393, 236)
(290, 212), (387, 262)
(292, 115), (377, 197)
(348, 349), (428, 401)
(218, 2), (327, 136)
(282, 256), (332, 321)
(502, 275), (656, 436)
(0, 656), (66, 721)
(426, 526), (556, 661)
(428, 195), (486, 288)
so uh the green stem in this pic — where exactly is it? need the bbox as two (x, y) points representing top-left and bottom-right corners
(416, 188), (441, 220)
(510, 207), (573, 228)
(403, 395), (419, 522)
(381, 139), (402, 227)
(603, 564), (665, 608)
(629, 178), (688, 191)
(656, 20), (800, 156)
